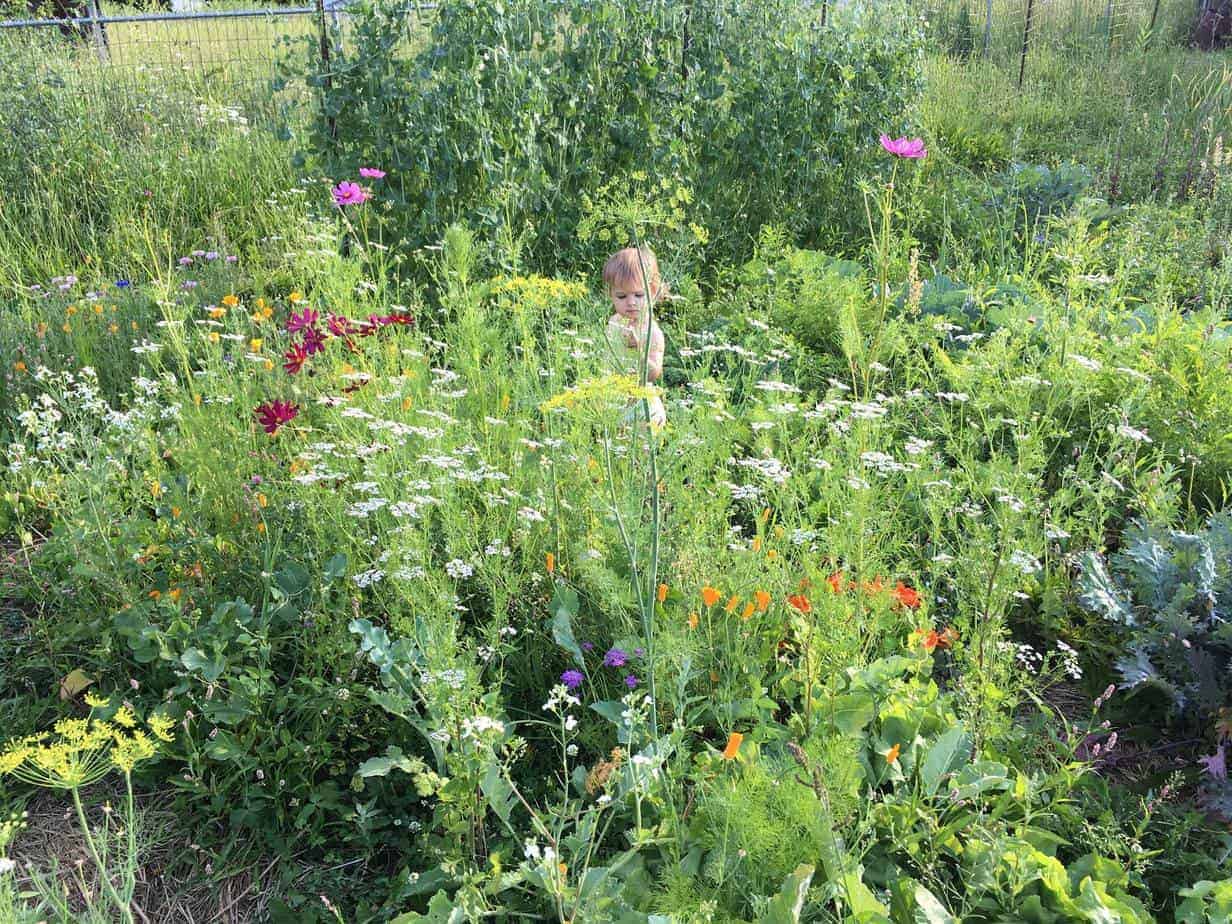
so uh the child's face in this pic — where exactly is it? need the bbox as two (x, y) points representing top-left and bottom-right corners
(609, 277), (650, 320)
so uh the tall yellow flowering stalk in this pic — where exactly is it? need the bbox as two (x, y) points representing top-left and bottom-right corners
(0, 696), (174, 924)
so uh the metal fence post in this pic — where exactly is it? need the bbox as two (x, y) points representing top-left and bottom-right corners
(86, 0), (108, 62)
(315, 0), (337, 146)
(982, 0), (993, 56)
(1017, 0), (1034, 87)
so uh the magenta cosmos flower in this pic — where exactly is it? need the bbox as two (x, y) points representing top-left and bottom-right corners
(879, 134), (926, 159)
(358, 167), (386, 179)
(332, 181), (369, 206)
(253, 400), (299, 435)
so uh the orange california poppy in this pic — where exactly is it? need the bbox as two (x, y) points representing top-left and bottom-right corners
(827, 571), (845, 593)
(754, 590), (771, 611)
(545, 552), (555, 575)
(740, 601), (755, 621)
(701, 585), (720, 607)
(724, 595), (741, 614)
(892, 581), (921, 609)
(657, 583), (668, 604)
(786, 594), (812, 614)
(687, 612), (699, 630)
(722, 732), (744, 760)
(886, 743), (901, 765)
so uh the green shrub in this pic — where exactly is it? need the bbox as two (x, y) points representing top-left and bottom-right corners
(297, 0), (925, 275)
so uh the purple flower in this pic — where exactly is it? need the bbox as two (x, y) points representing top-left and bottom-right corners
(253, 399), (299, 436)
(332, 181), (369, 206)
(204, 251), (219, 261)
(580, 641), (595, 653)
(1199, 743), (1227, 781)
(560, 669), (584, 690)
(634, 647), (645, 658)
(225, 254), (239, 264)
(192, 250), (205, 257)
(623, 674), (638, 689)
(879, 134), (926, 160)
(178, 256), (193, 266)
(358, 167), (386, 179)
(603, 647), (627, 668)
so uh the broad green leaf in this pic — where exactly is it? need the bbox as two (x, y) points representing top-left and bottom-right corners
(921, 724), (972, 795)
(550, 584), (585, 668)
(481, 762), (515, 825)
(180, 647), (226, 683)
(357, 745), (422, 779)
(323, 552), (349, 582)
(829, 692), (875, 735)
(760, 864), (814, 923)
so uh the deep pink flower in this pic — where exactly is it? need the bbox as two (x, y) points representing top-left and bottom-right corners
(332, 181), (369, 206)
(283, 342), (309, 375)
(879, 134), (927, 159)
(253, 400), (299, 436)
(287, 308), (319, 334)
(327, 313), (356, 337)
(301, 326), (327, 356)
(358, 167), (386, 179)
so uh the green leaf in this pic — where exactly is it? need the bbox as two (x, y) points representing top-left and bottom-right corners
(357, 745), (422, 779)
(324, 552), (348, 583)
(481, 763), (515, 825)
(550, 584), (585, 668)
(912, 884), (957, 924)
(180, 647), (226, 683)
(760, 864), (814, 923)
(391, 890), (466, 923)
(829, 692), (875, 735)
(921, 724), (971, 795)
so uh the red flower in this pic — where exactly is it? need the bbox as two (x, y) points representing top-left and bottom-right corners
(283, 342), (309, 374)
(253, 400), (298, 435)
(826, 571), (846, 593)
(892, 581), (921, 609)
(786, 593), (811, 614)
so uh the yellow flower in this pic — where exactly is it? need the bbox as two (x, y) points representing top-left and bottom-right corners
(250, 338), (263, 352)
(66, 305), (78, 316)
(83, 692), (110, 709)
(146, 715), (175, 743)
(541, 374), (660, 414)
(61, 323), (72, 334)
(289, 291), (304, 304)
(13, 361), (25, 373)
(687, 612), (699, 630)
(209, 307), (226, 319)
(151, 481), (163, 499)
(222, 294), (240, 307)
(257, 493), (268, 508)
(108, 323), (119, 334)
(112, 706), (136, 729)
(208, 332), (220, 344)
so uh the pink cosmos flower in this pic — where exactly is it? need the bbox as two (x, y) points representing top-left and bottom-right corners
(358, 167), (386, 179)
(879, 134), (927, 159)
(327, 313), (356, 337)
(253, 400), (299, 436)
(287, 307), (319, 333)
(332, 181), (369, 206)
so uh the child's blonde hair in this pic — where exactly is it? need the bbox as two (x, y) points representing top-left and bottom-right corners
(603, 246), (668, 300)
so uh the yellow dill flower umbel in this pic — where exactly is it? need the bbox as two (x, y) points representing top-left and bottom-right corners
(541, 374), (660, 414)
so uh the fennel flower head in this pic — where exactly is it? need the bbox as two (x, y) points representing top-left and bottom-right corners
(541, 373), (661, 415)
(0, 706), (174, 789)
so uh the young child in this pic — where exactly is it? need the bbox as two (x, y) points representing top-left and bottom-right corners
(603, 246), (667, 428)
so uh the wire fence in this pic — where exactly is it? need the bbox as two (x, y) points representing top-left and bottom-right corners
(0, 0), (433, 138)
(924, 0), (1202, 73)
(0, 0), (1217, 147)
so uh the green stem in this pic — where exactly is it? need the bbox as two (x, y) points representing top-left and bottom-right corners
(71, 786), (134, 924)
